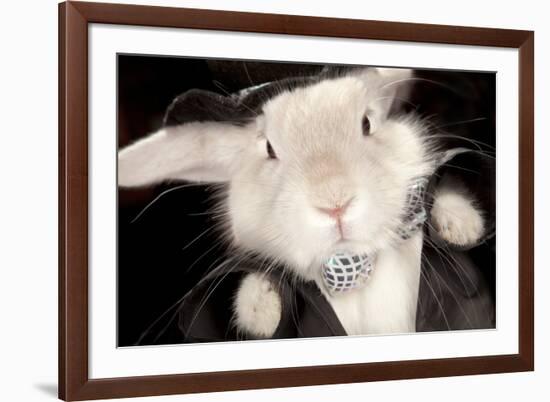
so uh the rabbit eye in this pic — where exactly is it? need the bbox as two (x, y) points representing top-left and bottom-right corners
(362, 115), (371, 136)
(266, 141), (277, 159)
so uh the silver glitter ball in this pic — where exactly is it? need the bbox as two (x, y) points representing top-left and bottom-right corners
(322, 250), (375, 294)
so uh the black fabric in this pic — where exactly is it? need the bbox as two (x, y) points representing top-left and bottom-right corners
(163, 76), (319, 128)
(417, 246), (495, 332)
(137, 261), (347, 345)
(135, 68), (495, 345)
(176, 264), (348, 343)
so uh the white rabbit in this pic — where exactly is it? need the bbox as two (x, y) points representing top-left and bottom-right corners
(118, 67), (485, 338)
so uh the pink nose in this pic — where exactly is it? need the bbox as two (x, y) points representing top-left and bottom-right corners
(317, 198), (353, 219)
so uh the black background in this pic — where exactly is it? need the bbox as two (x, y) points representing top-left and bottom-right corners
(117, 55), (496, 346)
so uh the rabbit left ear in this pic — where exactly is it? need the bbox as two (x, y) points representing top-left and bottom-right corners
(119, 84), (274, 188)
(118, 121), (259, 187)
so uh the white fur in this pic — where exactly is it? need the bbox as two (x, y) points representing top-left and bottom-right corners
(431, 178), (485, 246)
(233, 272), (282, 338)
(118, 123), (258, 187)
(118, 67), (457, 337)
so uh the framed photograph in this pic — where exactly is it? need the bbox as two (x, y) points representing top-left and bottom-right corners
(59, 1), (534, 400)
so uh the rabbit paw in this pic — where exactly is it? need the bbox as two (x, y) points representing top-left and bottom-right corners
(430, 185), (485, 247)
(233, 273), (282, 338)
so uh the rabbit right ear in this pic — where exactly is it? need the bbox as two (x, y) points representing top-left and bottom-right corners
(118, 121), (258, 187)
(364, 67), (415, 118)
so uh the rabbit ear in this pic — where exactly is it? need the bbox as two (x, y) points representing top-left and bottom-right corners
(360, 67), (415, 118)
(118, 122), (257, 187)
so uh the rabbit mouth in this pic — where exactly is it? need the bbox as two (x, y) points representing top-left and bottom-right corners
(324, 239), (375, 259)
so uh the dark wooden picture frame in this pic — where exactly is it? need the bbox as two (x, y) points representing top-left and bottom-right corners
(59, 1), (534, 400)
